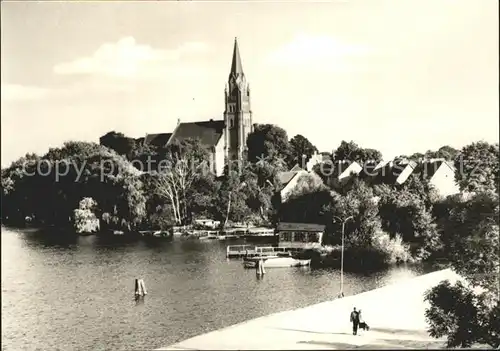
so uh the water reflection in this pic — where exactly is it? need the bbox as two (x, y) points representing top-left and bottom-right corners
(2, 226), (433, 351)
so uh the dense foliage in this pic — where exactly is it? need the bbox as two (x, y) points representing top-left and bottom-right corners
(423, 141), (500, 349)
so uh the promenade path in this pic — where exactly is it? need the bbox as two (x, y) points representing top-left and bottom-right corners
(158, 268), (463, 350)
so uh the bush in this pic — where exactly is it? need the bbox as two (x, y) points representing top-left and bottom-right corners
(73, 197), (100, 234)
(372, 230), (414, 264)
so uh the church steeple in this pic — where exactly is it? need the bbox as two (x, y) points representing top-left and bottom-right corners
(229, 37), (244, 81)
(224, 38), (252, 164)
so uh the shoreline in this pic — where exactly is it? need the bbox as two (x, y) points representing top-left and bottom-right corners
(158, 268), (464, 350)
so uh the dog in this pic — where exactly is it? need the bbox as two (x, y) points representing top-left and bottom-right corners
(359, 321), (370, 331)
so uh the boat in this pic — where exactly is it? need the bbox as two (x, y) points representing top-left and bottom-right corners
(243, 254), (311, 268)
(139, 230), (172, 238)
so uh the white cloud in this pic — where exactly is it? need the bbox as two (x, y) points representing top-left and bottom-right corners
(1, 84), (51, 101)
(265, 33), (373, 72)
(53, 37), (210, 79)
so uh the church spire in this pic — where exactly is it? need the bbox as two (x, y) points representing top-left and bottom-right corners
(229, 37), (244, 80)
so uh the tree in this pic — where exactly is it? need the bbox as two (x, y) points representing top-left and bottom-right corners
(454, 141), (499, 194)
(152, 138), (213, 225)
(424, 191), (499, 348)
(129, 142), (160, 171)
(405, 146), (459, 162)
(330, 180), (381, 247)
(377, 185), (440, 259)
(211, 170), (251, 228)
(279, 172), (330, 224)
(1, 141), (148, 232)
(99, 131), (136, 158)
(73, 197), (99, 234)
(289, 134), (318, 168)
(286, 172), (326, 199)
(233, 164), (276, 226)
(332, 141), (383, 164)
(246, 124), (292, 169)
(423, 145), (459, 161)
(279, 187), (332, 225)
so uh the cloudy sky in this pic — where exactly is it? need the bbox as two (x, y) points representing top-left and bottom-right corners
(1, 0), (498, 166)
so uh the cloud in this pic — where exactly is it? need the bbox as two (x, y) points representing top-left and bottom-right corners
(265, 33), (373, 72)
(53, 37), (210, 79)
(1, 84), (51, 101)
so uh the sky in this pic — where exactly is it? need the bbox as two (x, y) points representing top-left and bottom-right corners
(1, 0), (498, 167)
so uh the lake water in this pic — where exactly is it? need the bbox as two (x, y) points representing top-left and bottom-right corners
(1, 227), (433, 351)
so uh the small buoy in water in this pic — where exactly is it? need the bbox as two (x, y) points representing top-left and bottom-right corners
(135, 278), (147, 297)
(139, 279), (147, 295)
(256, 259), (265, 275)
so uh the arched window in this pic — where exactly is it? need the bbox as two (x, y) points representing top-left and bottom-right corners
(230, 119), (234, 128)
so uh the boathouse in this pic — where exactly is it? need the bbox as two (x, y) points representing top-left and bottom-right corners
(275, 222), (325, 250)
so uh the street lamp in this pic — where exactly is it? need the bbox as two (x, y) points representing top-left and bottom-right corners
(332, 214), (354, 298)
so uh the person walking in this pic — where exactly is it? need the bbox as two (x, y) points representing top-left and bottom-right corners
(350, 307), (360, 335)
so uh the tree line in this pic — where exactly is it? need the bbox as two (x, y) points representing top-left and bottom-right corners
(2, 123), (498, 347)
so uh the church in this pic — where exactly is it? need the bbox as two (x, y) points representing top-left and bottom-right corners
(142, 38), (253, 176)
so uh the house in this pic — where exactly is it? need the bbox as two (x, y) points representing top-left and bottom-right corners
(335, 161), (363, 183)
(413, 159), (459, 197)
(141, 38), (252, 177)
(373, 159), (417, 185)
(278, 167), (324, 202)
(319, 160), (363, 188)
(275, 222), (325, 250)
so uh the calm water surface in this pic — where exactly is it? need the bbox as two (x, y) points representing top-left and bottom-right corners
(2, 227), (433, 351)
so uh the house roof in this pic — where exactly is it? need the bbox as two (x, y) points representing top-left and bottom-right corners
(277, 222), (326, 232)
(334, 161), (363, 178)
(393, 160), (416, 177)
(144, 133), (172, 148)
(169, 120), (225, 147)
(278, 171), (299, 187)
(290, 164), (303, 172)
(370, 160), (416, 184)
(413, 159), (455, 180)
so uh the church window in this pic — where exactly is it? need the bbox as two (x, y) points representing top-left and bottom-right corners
(230, 119), (234, 128)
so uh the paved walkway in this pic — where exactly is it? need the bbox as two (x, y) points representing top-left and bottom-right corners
(158, 268), (463, 350)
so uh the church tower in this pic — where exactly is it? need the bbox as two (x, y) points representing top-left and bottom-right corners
(224, 38), (253, 163)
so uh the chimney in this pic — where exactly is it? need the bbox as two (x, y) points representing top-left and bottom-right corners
(177, 118), (180, 125)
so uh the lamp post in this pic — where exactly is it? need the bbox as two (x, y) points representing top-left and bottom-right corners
(332, 215), (353, 298)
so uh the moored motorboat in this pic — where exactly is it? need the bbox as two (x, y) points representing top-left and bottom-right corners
(243, 254), (311, 268)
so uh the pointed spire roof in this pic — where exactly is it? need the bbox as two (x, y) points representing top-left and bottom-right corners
(229, 37), (244, 80)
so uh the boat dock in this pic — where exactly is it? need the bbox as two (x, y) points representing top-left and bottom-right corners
(157, 268), (463, 350)
(226, 245), (298, 258)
